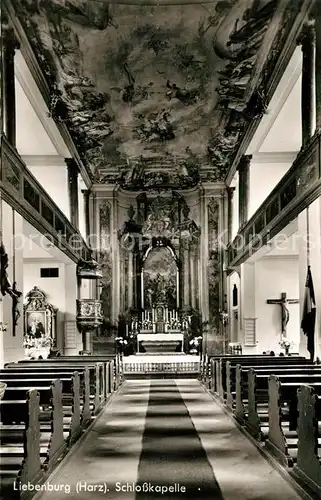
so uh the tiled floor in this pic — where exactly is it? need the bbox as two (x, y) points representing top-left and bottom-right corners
(32, 380), (303, 500)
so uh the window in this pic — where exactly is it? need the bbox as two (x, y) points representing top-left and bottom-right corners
(40, 268), (59, 278)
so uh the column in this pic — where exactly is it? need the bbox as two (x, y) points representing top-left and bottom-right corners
(315, 6), (321, 132)
(65, 158), (79, 229)
(227, 187), (235, 243)
(183, 246), (190, 307)
(189, 248), (196, 309)
(82, 189), (90, 242)
(299, 23), (315, 147)
(2, 25), (19, 146)
(238, 155), (251, 229)
(128, 251), (133, 308)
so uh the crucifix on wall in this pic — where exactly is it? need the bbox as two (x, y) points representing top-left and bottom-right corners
(267, 292), (299, 337)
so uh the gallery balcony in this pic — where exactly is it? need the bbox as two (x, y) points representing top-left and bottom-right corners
(76, 299), (103, 330)
(227, 131), (321, 268)
(0, 134), (90, 263)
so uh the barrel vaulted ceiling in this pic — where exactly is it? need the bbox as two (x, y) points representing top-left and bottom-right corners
(13, 0), (296, 188)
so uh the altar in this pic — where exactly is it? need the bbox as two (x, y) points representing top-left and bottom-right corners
(137, 333), (184, 353)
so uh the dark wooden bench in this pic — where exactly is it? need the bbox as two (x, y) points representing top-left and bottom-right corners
(209, 355), (306, 394)
(5, 361), (106, 413)
(244, 371), (321, 443)
(233, 364), (321, 423)
(0, 369), (91, 425)
(232, 364), (321, 417)
(215, 356), (309, 400)
(1, 380), (67, 466)
(15, 356), (121, 393)
(0, 372), (86, 445)
(265, 376), (321, 467)
(293, 386), (321, 496)
(0, 389), (44, 500)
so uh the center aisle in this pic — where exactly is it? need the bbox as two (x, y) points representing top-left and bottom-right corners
(34, 380), (303, 500)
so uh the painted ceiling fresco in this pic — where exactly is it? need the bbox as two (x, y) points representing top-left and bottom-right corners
(15, 0), (294, 185)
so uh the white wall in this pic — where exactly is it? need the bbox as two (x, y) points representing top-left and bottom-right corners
(27, 165), (70, 220)
(228, 272), (240, 343)
(254, 256), (300, 353)
(259, 75), (302, 153)
(78, 174), (87, 240)
(23, 262), (66, 349)
(0, 202), (24, 366)
(249, 162), (292, 218)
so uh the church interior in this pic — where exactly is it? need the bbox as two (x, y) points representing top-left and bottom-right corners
(0, 0), (321, 498)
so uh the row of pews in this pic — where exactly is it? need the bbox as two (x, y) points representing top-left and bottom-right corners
(0, 355), (122, 499)
(202, 354), (321, 497)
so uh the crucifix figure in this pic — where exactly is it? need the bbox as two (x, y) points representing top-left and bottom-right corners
(267, 292), (299, 336)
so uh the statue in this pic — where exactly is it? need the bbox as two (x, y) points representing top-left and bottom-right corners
(0, 243), (22, 332)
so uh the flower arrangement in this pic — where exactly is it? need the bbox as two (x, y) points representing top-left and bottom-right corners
(24, 335), (53, 349)
(189, 336), (202, 354)
(279, 336), (294, 353)
(219, 310), (228, 326)
(115, 336), (128, 346)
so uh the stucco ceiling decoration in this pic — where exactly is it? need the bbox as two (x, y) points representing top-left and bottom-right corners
(14, 0), (291, 185)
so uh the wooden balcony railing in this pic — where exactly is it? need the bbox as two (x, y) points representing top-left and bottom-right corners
(0, 134), (90, 262)
(227, 132), (321, 267)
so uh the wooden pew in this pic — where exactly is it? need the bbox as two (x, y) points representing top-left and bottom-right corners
(293, 385), (321, 496)
(5, 361), (105, 413)
(265, 375), (321, 467)
(0, 373), (83, 447)
(217, 356), (309, 400)
(226, 362), (315, 409)
(0, 380), (67, 476)
(0, 389), (44, 500)
(16, 356), (122, 393)
(209, 355), (306, 396)
(233, 364), (321, 425)
(0, 370), (91, 427)
(245, 371), (321, 444)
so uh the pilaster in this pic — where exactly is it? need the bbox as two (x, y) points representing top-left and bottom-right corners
(314, 6), (321, 132)
(82, 189), (90, 242)
(238, 155), (251, 229)
(65, 158), (79, 230)
(2, 22), (19, 146)
(299, 23), (315, 147)
(227, 187), (235, 243)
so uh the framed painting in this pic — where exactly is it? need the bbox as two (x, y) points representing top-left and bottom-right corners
(24, 286), (57, 340)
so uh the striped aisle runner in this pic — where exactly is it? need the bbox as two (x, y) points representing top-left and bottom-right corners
(135, 380), (224, 499)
